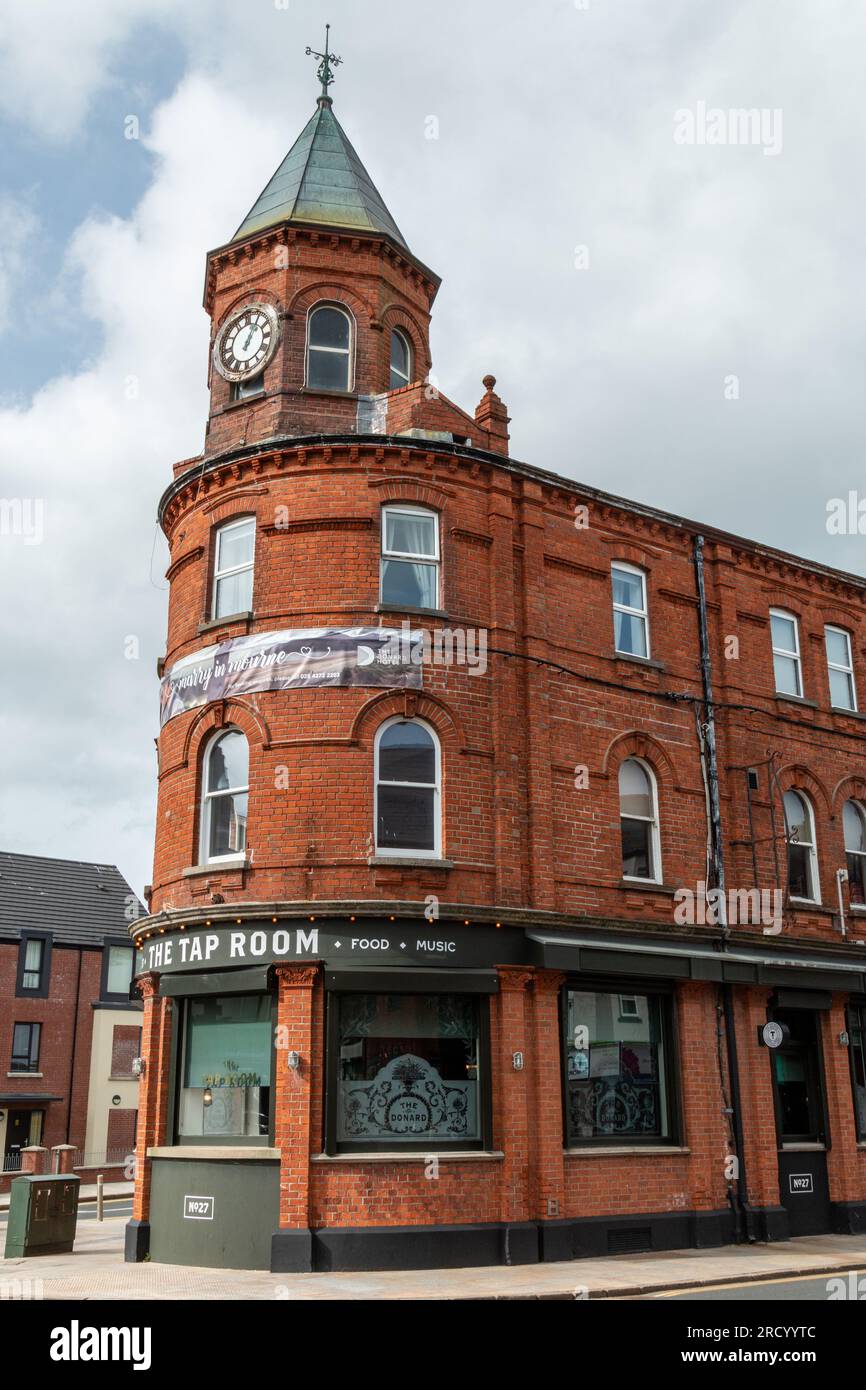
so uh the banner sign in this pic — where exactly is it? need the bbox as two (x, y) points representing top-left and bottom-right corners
(159, 627), (422, 727)
(136, 921), (526, 977)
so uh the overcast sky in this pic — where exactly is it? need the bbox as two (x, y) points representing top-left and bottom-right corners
(1, 0), (864, 897)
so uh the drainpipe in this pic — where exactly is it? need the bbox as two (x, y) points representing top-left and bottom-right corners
(693, 536), (752, 1241)
(64, 946), (83, 1145)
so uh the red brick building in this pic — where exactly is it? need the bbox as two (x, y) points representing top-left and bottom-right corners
(127, 69), (866, 1273)
(0, 853), (141, 1192)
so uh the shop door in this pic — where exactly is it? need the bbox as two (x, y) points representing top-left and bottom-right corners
(3, 1111), (31, 1171)
(770, 1008), (831, 1236)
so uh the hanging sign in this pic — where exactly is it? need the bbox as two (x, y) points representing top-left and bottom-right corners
(159, 627), (422, 726)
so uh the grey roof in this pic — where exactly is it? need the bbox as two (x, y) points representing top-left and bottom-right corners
(0, 852), (143, 948)
(232, 98), (408, 248)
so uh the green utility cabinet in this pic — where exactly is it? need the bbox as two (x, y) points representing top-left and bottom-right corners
(4, 1174), (80, 1257)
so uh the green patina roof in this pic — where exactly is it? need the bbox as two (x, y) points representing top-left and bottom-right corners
(232, 98), (408, 249)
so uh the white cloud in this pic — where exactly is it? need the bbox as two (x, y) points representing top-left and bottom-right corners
(0, 196), (39, 330)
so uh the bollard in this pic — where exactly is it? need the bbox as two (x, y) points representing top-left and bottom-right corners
(96, 1174), (104, 1222)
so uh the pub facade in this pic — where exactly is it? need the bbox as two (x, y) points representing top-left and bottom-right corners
(127, 58), (866, 1272)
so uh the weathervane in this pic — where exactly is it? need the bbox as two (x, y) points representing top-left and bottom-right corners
(306, 23), (342, 97)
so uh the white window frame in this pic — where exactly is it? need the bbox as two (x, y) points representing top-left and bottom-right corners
(784, 789), (820, 905)
(843, 799), (866, 911)
(211, 516), (255, 620)
(770, 608), (803, 698)
(305, 302), (355, 393)
(825, 625), (857, 711)
(380, 504), (440, 610)
(374, 716), (442, 859)
(389, 328), (412, 389)
(200, 728), (250, 865)
(611, 563), (650, 659)
(619, 756), (662, 884)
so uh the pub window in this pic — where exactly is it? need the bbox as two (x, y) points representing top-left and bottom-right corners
(848, 1003), (866, 1142)
(306, 303), (353, 392)
(770, 608), (803, 698)
(212, 516), (255, 619)
(200, 728), (249, 863)
(783, 789), (820, 903)
(11, 1022), (41, 1074)
(619, 758), (661, 883)
(380, 504), (440, 610)
(17, 935), (50, 997)
(825, 625), (857, 711)
(329, 992), (487, 1153)
(389, 328), (412, 389)
(611, 563), (649, 658)
(562, 986), (676, 1146)
(844, 800), (866, 908)
(177, 994), (272, 1142)
(375, 717), (441, 858)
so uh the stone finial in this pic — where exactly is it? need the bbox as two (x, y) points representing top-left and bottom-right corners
(482, 374), (497, 393)
(475, 374), (511, 458)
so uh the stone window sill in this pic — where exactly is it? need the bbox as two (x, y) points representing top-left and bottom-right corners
(619, 879), (678, 896)
(219, 393), (267, 412)
(374, 603), (449, 620)
(182, 858), (249, 878)
(774, 694), (819, 710)
(311, 1151), (504, 1164)
(564, 1145), (690, 1157)
(7, 1071), (43, 1079)
(368, 856), (454, 870)
(197, 611), (253, 634)
(613, 652), (666, 672)
(147, 1146), (280, 1160)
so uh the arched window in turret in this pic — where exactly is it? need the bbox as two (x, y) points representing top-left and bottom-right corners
(200, 728), (249, 863)
(306, 304), (353, 391)
(389, 328), (412, 389)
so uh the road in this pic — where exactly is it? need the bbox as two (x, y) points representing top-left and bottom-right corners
(641, 1272), (866, 1300)
(0, 1198), (133, 1226)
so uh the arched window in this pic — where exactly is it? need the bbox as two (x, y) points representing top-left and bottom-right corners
(306, 304), (353, 391)
(201, 729), (249, 863)
(389, 328), (412, 389)
(770, 609), (803, 698)
(844, 800), (866, 907)
(619, 758), (661, 882)
(783, 790), (819, 903)
(380, 504), (440, 609)
(375, 718), (441, 857)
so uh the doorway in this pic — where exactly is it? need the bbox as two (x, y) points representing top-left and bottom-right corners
(769, 1007), (831, 1235)
(3, 1110), (33, 1172)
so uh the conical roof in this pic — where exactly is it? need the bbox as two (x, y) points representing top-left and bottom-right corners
(232, 98), (408, 249)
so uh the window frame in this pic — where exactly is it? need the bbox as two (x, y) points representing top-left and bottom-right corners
(10, 1022), (41, 1074)
(172, 993), (276, 1148)
(389, 327), (412, 390)
(210, 515), (256, 621)
(100, 938), (135, 1003)
(199, 727), (250, 865)
(770, 608), (803, 698)
(611, 562), (650, 659)
(305, 302), (355, 393)
(374, 715), (442, 860)
(379, 503), (441, 612)
(825, 624), (857, 711)
(15, 932), (51, 999)
(783, 789), (821, 905)
(843, 799), (866, 911)
(559, 977), (681, 1150)
(847, 1001), (866, 1143)
(618, 757), (663, 885)
(323, 988), (493, 1155)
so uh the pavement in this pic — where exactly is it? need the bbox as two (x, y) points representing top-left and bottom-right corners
(1, 1215), (865, 1300)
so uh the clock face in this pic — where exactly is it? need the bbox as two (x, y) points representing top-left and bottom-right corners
(214, 303), (280, 382)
